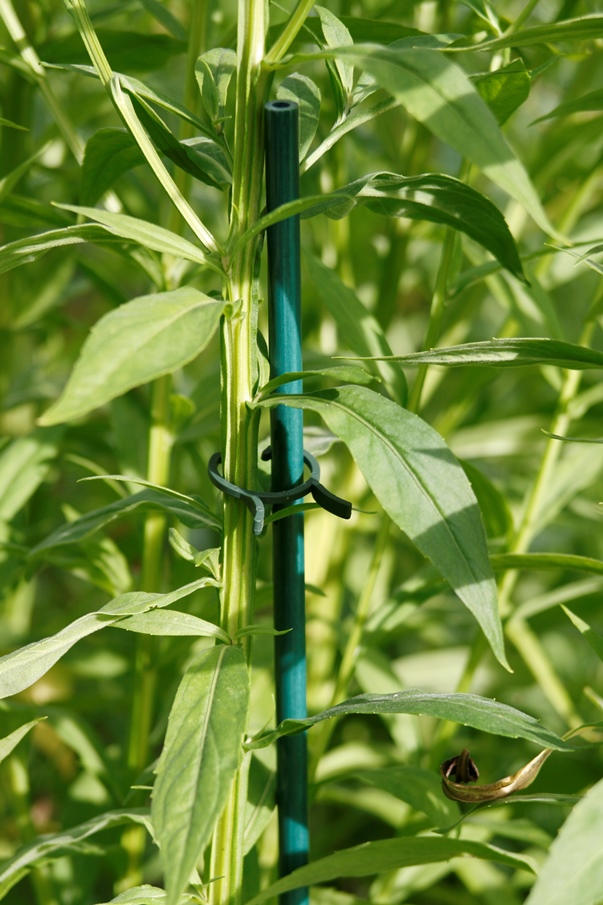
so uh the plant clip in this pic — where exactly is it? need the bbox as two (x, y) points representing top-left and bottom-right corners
(208, 448), (352, 536)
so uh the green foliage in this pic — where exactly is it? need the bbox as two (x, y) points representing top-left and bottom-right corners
(0, 1), (602, 904)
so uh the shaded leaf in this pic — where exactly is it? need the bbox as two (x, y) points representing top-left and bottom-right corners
(259, 386), (507, 666)
(491, 553), (603, 578)
(41, 29), (186, 71)
(247, 688), (574, 751)
(0, 224), (122, 274)
(353, 765), (457, 827)
(524, 776), (603, 905)
(563, 608), (603, 663)
(474, 60), (531, 125)
(258, 365), (378, 398)
(81, 129), (144, 205)
(0, 430), (60, 521)
(39, 288), (226, 425)
(277, 73), (321, 161)
(534, 88), (603, 123)
(152, 645), (249, 905)
(244, 835), (535, 905)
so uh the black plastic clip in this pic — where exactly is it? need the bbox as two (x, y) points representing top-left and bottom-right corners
(208, 448), (352, 536)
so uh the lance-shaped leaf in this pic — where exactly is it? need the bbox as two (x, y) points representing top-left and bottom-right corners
(0, 719), (45, 764)
(243, 172), (526, 282)
(81, 128), (145, 205)
(247, 688), (574, 751)
(259, 386), (507, 667)
(524, 776), (603, 905)
(356, 338), (603, 369)
(244, 835), (535, 905)
(534, 88), (603, 123)
(456, 15), (603, 51)
(39, 288), (226, 425)
(277, 73), (321, 161)
(29, 487), (220, 556)
(329, 44), (556, 236)
(0, 224), (121, 274)
(0, 809), (151, 899)
(152, 645), (249, 905)
(0, 578), (215, 699)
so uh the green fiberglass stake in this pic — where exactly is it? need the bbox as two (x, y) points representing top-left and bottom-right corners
(265, 99), (309, 905)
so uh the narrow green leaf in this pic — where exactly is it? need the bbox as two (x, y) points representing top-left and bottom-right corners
(0, 224), (121, 274)
(29, 487), (220, 556)
(195, 48), (237, 124)
(114, 609), (229, 643)
(330, 44), (557, 236)
(360, 338), (603, 369)
(259, 386), (507, 667)
(491, 553), (603, 577)
(258, 365), (378, 398)
(458, 15), (603, 51)
(533, 88), (603, 123)
(152, 645), (250, 905)
(304, 254), (407, 405)
(245, 173), (526, 282)
(244, 836), (535, 905)
(93, 886), (197, 905)
(0, 719), (45, 764)
(81, 128), (144, 205)
(0, 430), (60, 521)
(0, 579), (213, 699)
(474, 60), (531, 125)
(524, 776), (603, 905)
(39, 288), (226, 425)
(244, 755), (275, 856)
(0, 117), (27, 130)
(277, 73), (321, 161)
(247, 688), (573, 752)
(54, 204), (214, 268)
(0, 809), (151, 899)
(317, 7), (354, 98)
(563, 608), (603, 663)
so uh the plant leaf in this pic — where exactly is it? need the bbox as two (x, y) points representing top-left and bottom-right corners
(247, 688), (574, 751)
(258, 365), (378, 398)
(353, 765), (457, 827)
(29, 487), (220, 556)
(54, 204), (215, 268)
(474, 60), (531, 125)
(524, 776), (603, 905)
(39, 288), (226, 425)
(113, 609), (229, 642)
(152, 645), (249, 905)
(457, 15), (603, 51)
(0, 579), (214, 699)
(259, 386), (507, 667)
(316, 7), (354, 99)
(563, 608), (603, 663)
(195, 47), (237, 124)
(244, 835), (535, 905)
(359, 338), (603, 369)
(80, 128), (145, 205)
(0, 719), (45, 764)
(329, 44), (557, 236)
(0, 809), (151, 899)
(0, 430), (60, 521)
(0, 224), (122, 274)
(491, 553), (603, 577)
(277, 73), (321, 161)
(534, 88), (603, 123)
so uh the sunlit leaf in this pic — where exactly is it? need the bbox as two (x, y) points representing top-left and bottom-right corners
(277, 73), (321, 160)
(39, 288), (226, 425)
(153, 645), (249, 905)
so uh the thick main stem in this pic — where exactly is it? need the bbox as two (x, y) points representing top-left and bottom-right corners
(209, 3), (267, 903)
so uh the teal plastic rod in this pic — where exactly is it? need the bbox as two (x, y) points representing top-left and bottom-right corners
(265, 99), (309, 905)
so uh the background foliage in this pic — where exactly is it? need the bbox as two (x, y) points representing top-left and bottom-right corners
(0, 1), (603, 903)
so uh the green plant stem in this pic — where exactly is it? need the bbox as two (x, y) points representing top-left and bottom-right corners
(122, 374), (173, 887)
(504, 0), (541, 35)
(209, 2), (267, 902)
(309, 516), (391, 782)
(264, 0), (316, 66)
(0, 0), (84, 163)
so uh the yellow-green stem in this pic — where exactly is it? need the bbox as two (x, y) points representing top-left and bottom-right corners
(209, 2), (267, 902)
